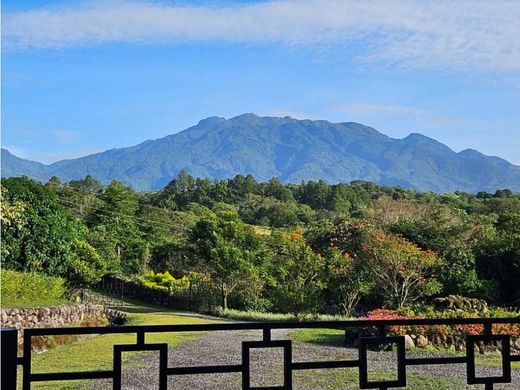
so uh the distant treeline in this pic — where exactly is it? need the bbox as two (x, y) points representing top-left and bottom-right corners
(1, 173), (519, 314)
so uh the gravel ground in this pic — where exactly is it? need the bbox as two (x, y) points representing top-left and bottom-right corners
(89, 328), (520, 390)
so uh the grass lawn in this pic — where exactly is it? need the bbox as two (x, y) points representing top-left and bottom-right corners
(293, 368), (466, 390)
(18, 311), (218, 389)
(290, 327), (345, 346)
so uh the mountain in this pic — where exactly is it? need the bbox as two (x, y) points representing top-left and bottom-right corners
(2, 113), (520, 193)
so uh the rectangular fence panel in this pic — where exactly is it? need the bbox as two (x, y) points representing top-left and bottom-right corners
(4, 318), (520, 390)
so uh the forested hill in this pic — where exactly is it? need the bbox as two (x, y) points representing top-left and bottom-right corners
(3, 113), (520, 193)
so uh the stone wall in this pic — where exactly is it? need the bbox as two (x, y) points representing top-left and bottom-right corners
(0, 304), (127, 348)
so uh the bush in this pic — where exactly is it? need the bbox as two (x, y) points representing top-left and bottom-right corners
(140, 271), (190, 293)
(228, 290), (273, 312)
(362, 306), (520, 339)
(1, 269), (66, 305)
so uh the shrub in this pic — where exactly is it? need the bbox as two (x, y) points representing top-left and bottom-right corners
(1, 269), (66, 304)
(362, 306), (520, 339)
(140, 271), (190, 293)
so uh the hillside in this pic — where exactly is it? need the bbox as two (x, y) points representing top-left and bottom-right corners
(2, 113), (520, 192)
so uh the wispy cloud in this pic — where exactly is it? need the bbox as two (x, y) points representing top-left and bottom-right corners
(3, 0), (520, 74)
(333, 103), (461, 127)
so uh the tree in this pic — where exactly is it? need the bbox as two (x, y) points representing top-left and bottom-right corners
(189, 211), (264, 309)
(474, 213), (520, 304)
(1, 177), (104, 287)
(0, 186), (26, 259)
(389, 208), (490, 298)
(363, 233), (443, 308)
(95, 181), (146, 275)
(326, 249), (373, 315)
(263, 178), (293, 202)
(267, 231), (325, 315)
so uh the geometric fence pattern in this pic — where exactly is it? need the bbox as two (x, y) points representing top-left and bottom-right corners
(2, 317), (520, 390)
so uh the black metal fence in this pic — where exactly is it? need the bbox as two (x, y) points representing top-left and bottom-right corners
(90, 276), (217, 312)
(2, 317), (520, 390)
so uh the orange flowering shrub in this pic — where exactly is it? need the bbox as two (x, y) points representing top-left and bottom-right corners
(362, 307), (520, 339)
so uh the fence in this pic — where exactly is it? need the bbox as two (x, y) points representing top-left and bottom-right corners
(2, 317), (520, 389)
(89, 276), (216, 312)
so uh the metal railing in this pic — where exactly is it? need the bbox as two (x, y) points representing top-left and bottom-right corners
(2, 317), (520, 389)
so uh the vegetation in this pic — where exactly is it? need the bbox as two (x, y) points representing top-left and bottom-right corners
(140, 271), (190, 293)
(2, 173), (520, 317)
(0, 270), (69, 308)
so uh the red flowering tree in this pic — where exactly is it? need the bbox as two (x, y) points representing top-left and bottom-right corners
(326, 249), (373, 315)
(363, 233), (444, 309)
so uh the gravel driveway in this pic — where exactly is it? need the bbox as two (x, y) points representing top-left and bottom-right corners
(89, 328), (520, 389)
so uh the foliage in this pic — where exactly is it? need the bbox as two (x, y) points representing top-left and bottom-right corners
(189, 211), (266, 309)
(325, 249), (373, 315)
(1, 178), (105, 287)
(266, 231), (326, 314)
(2, 174), (520, 315)
(362, 232), (444, 308)
(363, 306), (520, 338)
(140, 271), (190, 293)
(0, 269), (66, 306)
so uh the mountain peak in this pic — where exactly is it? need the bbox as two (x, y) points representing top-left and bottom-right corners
(2, 115), (519, 192)
(403, 132), (435, 143)
(197, 116), (226, 127)
(230, 113), (260, 121)
(459, 148), (483, 157)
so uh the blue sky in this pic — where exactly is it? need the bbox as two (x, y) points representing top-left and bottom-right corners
(2, 0), (520, 165)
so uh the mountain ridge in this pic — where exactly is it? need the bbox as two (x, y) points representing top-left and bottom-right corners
(2, 114), (520, 193)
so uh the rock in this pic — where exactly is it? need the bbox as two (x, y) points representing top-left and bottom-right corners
(404, 335), (415, 350)
(416, 335), (428, 348)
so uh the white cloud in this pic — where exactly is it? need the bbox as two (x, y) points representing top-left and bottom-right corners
(333, 103), (461, 127)
(3, 0), (520, 74)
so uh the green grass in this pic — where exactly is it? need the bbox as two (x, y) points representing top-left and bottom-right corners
(214, 307), (353, 322)
(476, 353), (520, 369)
(290, 328), (345, 347)
(18, 311), (218, 389)
(293, 368), (466, 389)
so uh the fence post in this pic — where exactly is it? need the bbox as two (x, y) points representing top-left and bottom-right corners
(1, 327), (18, 390)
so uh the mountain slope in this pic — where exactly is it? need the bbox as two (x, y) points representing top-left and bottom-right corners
(2, 114), (520, 192)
